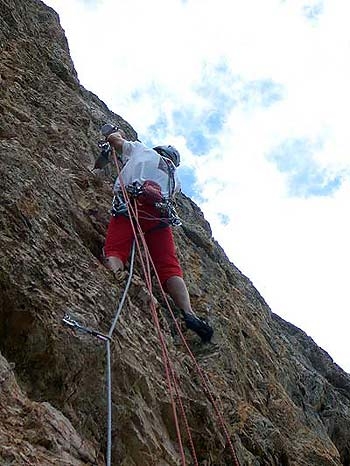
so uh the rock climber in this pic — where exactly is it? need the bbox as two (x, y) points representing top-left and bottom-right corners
(101, 124), (213, 343)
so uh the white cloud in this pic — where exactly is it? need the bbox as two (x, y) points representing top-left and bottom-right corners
(45, 0), (350, 372)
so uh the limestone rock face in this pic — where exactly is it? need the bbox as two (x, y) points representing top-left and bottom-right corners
(1, 1), (350, 465)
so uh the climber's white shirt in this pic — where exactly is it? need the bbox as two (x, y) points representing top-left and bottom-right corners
(113, 141), (181, 197)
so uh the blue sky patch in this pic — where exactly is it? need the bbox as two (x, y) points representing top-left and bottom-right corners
(177, 166), (197, 197)
(303, 2), (324, 22)
(196, 61), (283, 110)
(172, 108), (195, 128)
(147, 113), (169, 141)
(205, 111), (226, 133)
(217, 212), (230, 226)
(173, 105), (226, 136)
(172, 61), (283, 157)
(289, 171), (342, 197)
(172, 108), (217, 155)
(241, 79), (284, 108)
(268, 137), (343, 197)
(186, 131), (213, 155)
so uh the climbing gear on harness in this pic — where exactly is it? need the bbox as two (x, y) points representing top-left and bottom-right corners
(111, 183), (142, 217)
(181, 310), (214, 343)
(155, 199), (182, 226)
(111, 194), (128, 217)
(111, 182), (141, 217)
(153, 145), (181, 167)
(111, 181), (182, 226)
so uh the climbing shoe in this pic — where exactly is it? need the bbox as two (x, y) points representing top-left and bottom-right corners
(182, 311), (213, 343)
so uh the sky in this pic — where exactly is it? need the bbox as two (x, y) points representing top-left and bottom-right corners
(44, 0), (350, 373)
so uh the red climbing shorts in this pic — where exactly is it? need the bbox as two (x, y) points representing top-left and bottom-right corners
(104, 202), (183, 286)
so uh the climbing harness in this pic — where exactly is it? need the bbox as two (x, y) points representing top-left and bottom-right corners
(111, 181), (182, 227)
